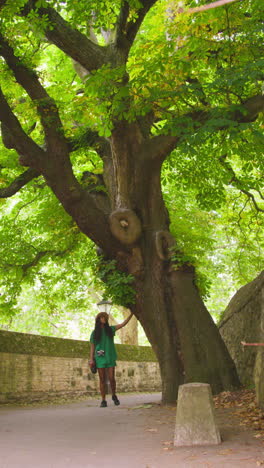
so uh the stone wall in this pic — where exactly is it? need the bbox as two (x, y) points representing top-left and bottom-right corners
(254, 286), (264, 409)
(219, 271), (264, 407)
(0, 330), (161, 403)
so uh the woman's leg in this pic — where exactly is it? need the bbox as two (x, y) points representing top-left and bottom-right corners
(108, 367), (116, 396)
(98, 368), (106, 401)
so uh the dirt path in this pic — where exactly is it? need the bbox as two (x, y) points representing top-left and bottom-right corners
(0, 393), (263, 468)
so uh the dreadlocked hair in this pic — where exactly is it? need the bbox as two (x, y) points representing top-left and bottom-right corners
(93, 313), (114, 343)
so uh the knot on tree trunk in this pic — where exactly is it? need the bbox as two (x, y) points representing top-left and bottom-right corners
(109, 208), (142, 245)
(155, 230), (175, 260)
(128, 247), (144, 277)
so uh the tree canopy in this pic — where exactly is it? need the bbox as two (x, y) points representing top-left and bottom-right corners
(0, 0), (263, 336)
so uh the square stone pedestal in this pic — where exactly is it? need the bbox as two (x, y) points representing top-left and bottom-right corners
(174, 382), (221, 446)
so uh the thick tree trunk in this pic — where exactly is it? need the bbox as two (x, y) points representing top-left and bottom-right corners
(132, 254), (184, 402)
(101, 121), (240, 403)
(132, 235), (239, 403)
(170, 267), (239, 391)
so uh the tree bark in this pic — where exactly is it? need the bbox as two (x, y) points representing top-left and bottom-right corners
(128, 219), (239, 403)
(101, 126), (240, 402)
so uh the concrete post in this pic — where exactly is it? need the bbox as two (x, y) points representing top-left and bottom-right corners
(174, 382), (221, 446)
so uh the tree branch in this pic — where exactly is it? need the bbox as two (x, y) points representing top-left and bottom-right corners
(165, 94), (264, 137)
(239, 189), (264, 213)
(189, 94), (264, 127)
(0, 33), (69, 154)
(219, 154), (264, 213)
(115, 1), (130, 47)
(146, 93), (264, 163)
(237, 95), (264, 122)
(0, 49), (118, 256)
(0, 168), (41, 198)
(21, 2), (107, 72)
(142, 135), (179, 163)
(125, 0), (157, 46)
(0, 87), (45, 167)
(1, 246), (76, 275)
(0, 33), (124, 257)
(184, 0), (239, 15)
(21, 248), (75, 274)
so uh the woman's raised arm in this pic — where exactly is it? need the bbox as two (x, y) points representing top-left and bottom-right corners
(115, 312), (134, 331)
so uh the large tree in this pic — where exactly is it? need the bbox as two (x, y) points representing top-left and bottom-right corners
(0, 0), (263, 401)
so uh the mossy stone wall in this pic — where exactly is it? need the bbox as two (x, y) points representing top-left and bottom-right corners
(0, 329), (157, 361)
(0, 330), (161, 403)
(219, 271), (264, 408)
(254, 288), (264, 409)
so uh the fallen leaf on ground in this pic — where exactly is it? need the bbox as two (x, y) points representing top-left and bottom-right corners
(130, 404), (153, 410)
(217, 449), (234, 455)
(214, 389), (264, 442)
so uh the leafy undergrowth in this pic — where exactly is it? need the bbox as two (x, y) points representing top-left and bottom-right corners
(214, 389), (264, 442)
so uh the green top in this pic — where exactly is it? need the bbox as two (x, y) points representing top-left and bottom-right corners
(90, 325), (117, 368)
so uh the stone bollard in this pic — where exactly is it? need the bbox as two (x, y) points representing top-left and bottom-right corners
(174, 382), (221, 446)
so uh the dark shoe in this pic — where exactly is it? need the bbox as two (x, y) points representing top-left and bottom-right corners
(112, 395), (120, 406)
(100, 400), (107, 408)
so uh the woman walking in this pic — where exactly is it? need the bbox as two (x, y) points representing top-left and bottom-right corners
(89, 311), (133, 407)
